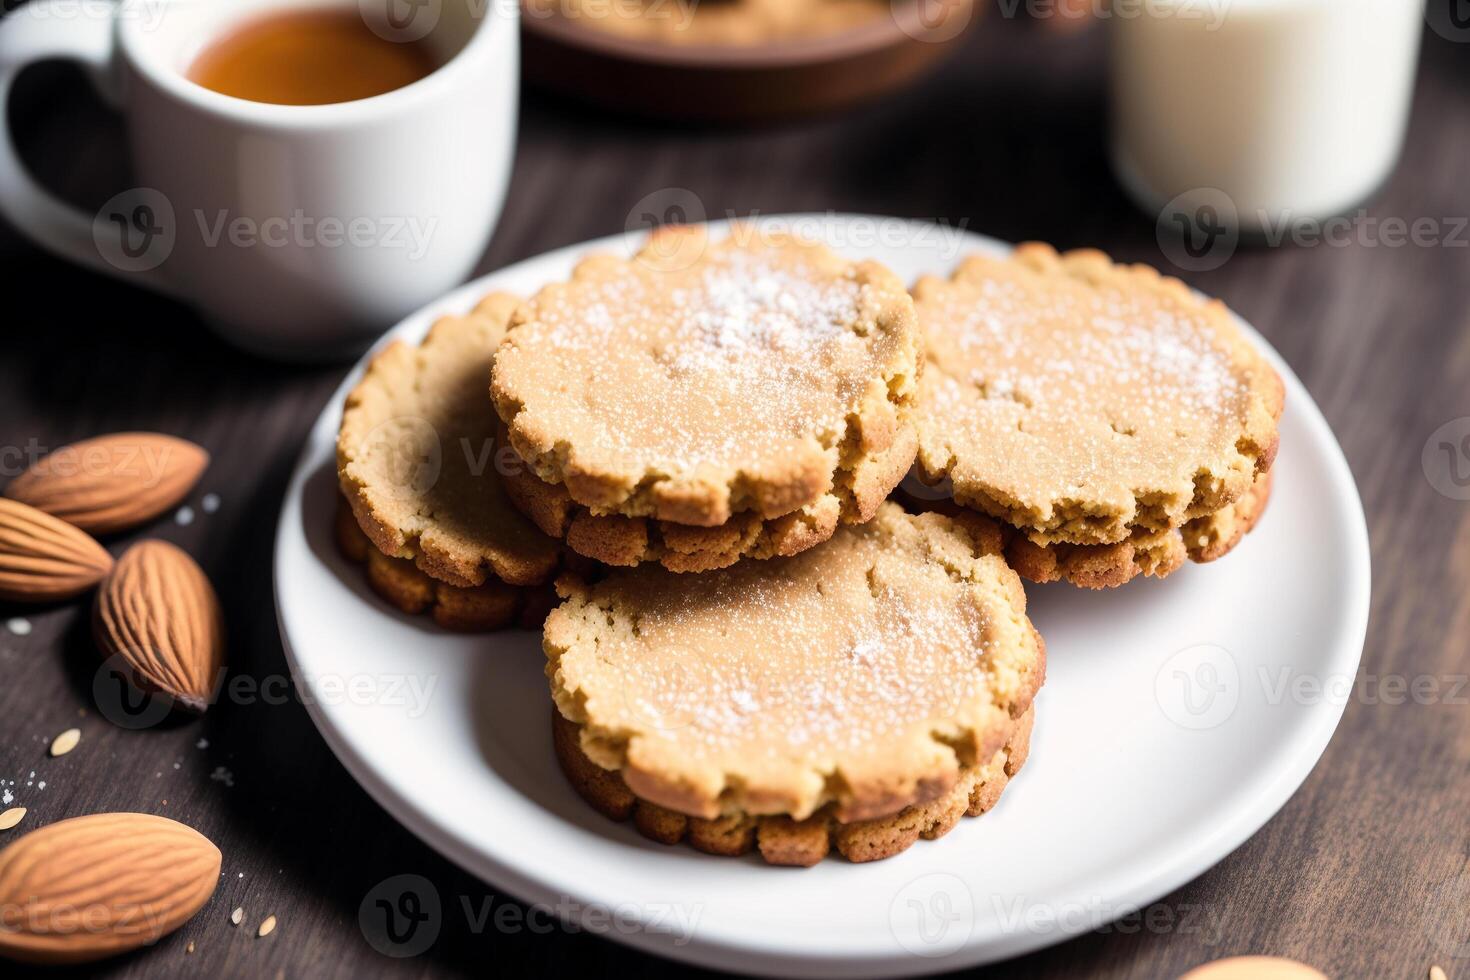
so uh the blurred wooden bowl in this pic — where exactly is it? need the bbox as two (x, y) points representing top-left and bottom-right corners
(520, 0), (979, 123)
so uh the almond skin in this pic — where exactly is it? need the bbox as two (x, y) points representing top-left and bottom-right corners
(0, 498), (113, 602)
(0, 813), (221, 965)
(6, 433), (209, 535)
(94, 541), (224, 713)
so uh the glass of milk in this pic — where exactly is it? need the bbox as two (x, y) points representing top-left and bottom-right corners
(1109, 0), (1424, 235)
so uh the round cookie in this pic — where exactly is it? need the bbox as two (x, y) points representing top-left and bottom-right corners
(338, 292), (560, 590)
(336, 292), (563, 629)
(492, 225), (921, 532)
(912, 244), (1284, 549)
(334, 495), (554, 632)
(901, 468), (1274, 589)
(553, 706), (1033, 866)
(543, 504), (1046, 863)
(498, 421), (915, 573)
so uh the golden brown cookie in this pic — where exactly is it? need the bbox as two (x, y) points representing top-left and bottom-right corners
(338, 291), (560, 590)
(492, 225), (920, 534)
(335, 495), (555, 632)
(902, 468), (1274, 589)
(554, 706), (1033, 866)
(498, 421), (915, 572)
(529, 0), (890, 46)
(544, 504), (1045, 847)
(912, 244), (1283, 550)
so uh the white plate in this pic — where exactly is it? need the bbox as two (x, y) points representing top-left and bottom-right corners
(274, 215), (1370, 977)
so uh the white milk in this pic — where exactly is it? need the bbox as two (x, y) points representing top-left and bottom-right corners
(1109, 0), (1424, 232)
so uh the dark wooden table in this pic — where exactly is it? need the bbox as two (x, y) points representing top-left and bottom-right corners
(2, 11), (1467, 980)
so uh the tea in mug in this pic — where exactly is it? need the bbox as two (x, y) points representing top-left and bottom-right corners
(188, 11), (440, 106)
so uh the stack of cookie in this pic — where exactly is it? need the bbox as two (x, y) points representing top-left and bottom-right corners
(490, 227), (919, 573)
(336, 293), (563, 631)
(335, 227), (1282, 866)
(907, 244), (1283, 589)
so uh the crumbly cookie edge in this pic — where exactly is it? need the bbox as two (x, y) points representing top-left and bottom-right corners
(542, 505), (1048, 820)
(913, 243), (1285, 545)
(335, 292), (560, 589)
(552, 705), (1035, 866)
(334, 494), (552, 632)
(490, 229), (922, 527)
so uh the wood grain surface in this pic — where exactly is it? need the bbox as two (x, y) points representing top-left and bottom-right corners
(0, 9), (1466, 979)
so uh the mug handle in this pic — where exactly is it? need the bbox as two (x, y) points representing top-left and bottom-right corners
(0, 2), (174, 293)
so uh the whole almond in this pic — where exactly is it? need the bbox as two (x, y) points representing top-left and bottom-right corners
(6, 433), (209, 535)
(0, 812), (220, 965)
(1180, 957), (1328, 980)
(0, 499), (113, 602)
(94, 541), (224, 713)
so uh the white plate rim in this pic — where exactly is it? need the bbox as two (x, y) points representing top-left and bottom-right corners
(273, 214), (1371, 977)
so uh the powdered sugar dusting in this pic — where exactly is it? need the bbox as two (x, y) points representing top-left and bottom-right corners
(668, 249), (858, 371)
(940, 269), (1242, 417)
(918, 253), (1256, 521)
(584, 517), (1010, 764)
(502, 235), (896, 473)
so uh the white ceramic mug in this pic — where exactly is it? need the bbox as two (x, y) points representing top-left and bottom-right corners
(0, 0), (519, 359)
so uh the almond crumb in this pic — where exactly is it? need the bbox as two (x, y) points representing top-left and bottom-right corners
(186, 941), (196, 954)
(49, 728), (81, 757)
(1430, 967), (1448, 980)
(257, 915), (277, 938)
(230, 906), (243, 926)
(0, 807), (25, 831)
